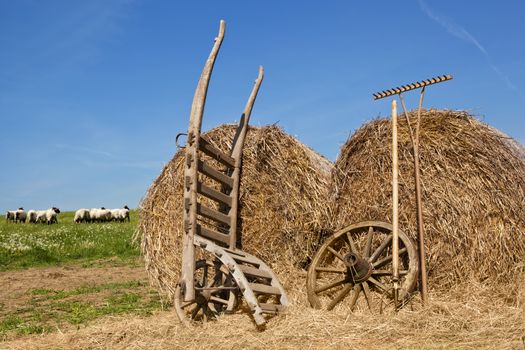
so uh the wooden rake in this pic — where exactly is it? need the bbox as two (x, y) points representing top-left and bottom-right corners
(372, 74), (453, 306)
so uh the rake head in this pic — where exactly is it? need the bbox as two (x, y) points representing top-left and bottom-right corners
(373, 74), (453, 100)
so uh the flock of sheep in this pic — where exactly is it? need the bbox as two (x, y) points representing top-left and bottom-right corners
(5, 206), (130, 225)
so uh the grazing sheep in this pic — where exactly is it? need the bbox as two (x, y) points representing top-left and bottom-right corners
(90, 207), (110, 223)
(110, 206), (130, 222)
(5, 211), (16, 223)
(15, 208), (27, 223)
(35, 210), (47, 223)
(74, 209), (90, 223)
(45, 207), (60, 224)
(98, 208), (111, 222)
(27, 210), (37, 223)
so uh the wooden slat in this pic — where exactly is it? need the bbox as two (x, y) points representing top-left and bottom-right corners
(197, 160), (233, 188)
(196, 224), (230, 245)
(259, 303), (284, 314)
(197, 182), (232, 206)
(249, 282), (281, 296)
(239, 264), (272, 279)
(197, 203), (231, 226)
(199, 137), (235, 168)
(231, 254), (261, 266)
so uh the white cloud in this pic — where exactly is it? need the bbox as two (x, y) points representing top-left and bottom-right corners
(418, 0), (521, 96)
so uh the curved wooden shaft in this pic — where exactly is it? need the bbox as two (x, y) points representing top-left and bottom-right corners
(228, 66), (264, 248)
(181, 20), (225, 302)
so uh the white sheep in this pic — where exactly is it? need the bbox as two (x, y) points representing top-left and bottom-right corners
(90, 207), (110, 223)
(74, 209), (90, 223)
(45, 207), (60, 224)
(110, 206), (130, 222)
(98, 208), (111, 222)
(27, 210), (37, 223)
(35, 210), (47, 223)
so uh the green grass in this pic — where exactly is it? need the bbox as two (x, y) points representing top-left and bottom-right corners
(0, 280), (161, 339)
(0, 210), (141, 270)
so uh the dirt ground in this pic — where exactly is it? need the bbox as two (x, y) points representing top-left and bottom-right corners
(0, 265), (149, 316)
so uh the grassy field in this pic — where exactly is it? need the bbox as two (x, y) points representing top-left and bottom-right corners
(0, 210), (141, 270)
(0, 210), (162, 341)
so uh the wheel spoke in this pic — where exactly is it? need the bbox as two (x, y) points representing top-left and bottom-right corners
(202, 305), (208, 322)
(373, 247), (408, 269)
(372, 269), (408, 276)
(314, 277), (348, 293)
(345, 232), (358, 253)
(364, 226), (374, 258)
(348, 284), (362, 311)
(369, 234), (392, 262)
(191, 304), (202, 319)
(327, 246), (346, 263)
(362, 281), (373, 311)
(327, 284), (353, 310)
(210, 296), (229, 305)
(368, 276), (389, 293)
(315, 266), (346, 273)
(181, 300), (196, 309)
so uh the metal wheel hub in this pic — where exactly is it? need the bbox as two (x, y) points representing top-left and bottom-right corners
(344, 252), (373, 283)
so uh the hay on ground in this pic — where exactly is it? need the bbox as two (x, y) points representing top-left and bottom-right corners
(138, 124), (333, 301)
(332, 109), (525, 286)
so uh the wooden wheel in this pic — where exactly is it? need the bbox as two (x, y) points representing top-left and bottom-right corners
(307, 221), (418, 312)
(175, 258), (238, 325)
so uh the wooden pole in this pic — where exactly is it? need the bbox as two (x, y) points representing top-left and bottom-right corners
(398, 88), (429, 306)
(414, 87), (429, 305)
(391, 99), (400, 307)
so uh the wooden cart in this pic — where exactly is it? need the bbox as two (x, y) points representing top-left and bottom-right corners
(175, 20), (288, 327)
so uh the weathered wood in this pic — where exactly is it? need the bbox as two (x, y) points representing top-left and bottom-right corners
(197, 160), (234, 188)
(198, 136), (235, 168)
(228, 66), (265, 249)
(196, 203), (231, 226)
(259, 303), (284, 314)
(196, 224), (230, 245)
(239, 264), (272, 279)
(196, 181), (232, 207)
(230, 253), (262, 266)
(181, 20), (226, 302)
(249, 282), (281, 296)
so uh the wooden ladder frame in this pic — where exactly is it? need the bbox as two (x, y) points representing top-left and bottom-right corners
(179, 20), (288, 326)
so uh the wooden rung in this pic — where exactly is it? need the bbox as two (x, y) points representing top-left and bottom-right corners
(197, 160), (234, 188)
(197, 182), (232, 207)
(231, 254), (261, 266)
(197, 203), (231, 226)
(239, 264), (272, 279)
(199, 137), (235, 168)
(196, 224), (230, 245)
(249, 283), (281, 296)
(259, 303), (284, 314)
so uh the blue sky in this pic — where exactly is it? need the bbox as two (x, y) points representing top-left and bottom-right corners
(1, 0), (524, 211)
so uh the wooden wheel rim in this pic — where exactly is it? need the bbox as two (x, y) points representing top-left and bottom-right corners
(307, 221), (418, 312)
(175, 259), (237, 325)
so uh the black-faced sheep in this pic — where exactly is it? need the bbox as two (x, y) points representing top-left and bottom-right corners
(74, 209), (90, 223)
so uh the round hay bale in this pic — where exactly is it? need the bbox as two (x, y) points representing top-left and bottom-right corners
(332, 109), (525, 286)
(139, 124), (333, 300)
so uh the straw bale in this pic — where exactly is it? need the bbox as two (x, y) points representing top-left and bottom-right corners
(332, 109), (525, 286)
(138, 124), (333, 300)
